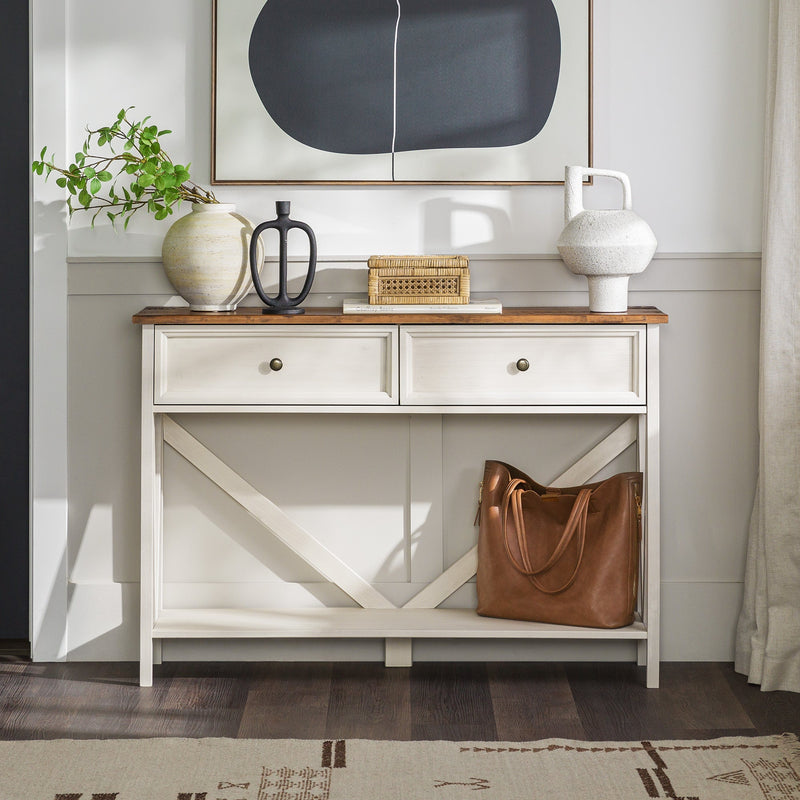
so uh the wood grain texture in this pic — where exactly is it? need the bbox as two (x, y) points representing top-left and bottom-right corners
(0, 659), (795, 741)
(409, 663), (498, 741)
(721, 665), (800, 735)
(325, 663), (411, 740)
(236, 663), (332, 739)
(487, 663), (585, 741)
(132, 306), (669, 325)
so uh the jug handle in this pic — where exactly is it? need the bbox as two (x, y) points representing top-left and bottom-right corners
(564, 166), (633, 223)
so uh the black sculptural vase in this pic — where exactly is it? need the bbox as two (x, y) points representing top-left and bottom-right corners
(249, 201), (317, 315)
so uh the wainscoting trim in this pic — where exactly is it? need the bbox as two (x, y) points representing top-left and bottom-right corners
(67, 253), (761, 297)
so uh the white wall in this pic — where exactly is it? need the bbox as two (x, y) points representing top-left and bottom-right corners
(32, 0), (767, 662)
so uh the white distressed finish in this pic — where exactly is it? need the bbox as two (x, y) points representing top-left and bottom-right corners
(155, 325), (398, 405)
(152, 607), (647, 639)
(162, 417), (396, 612)
(643, 325), (661, 688)
(140, 326), (157, 687)
(553, 417), (638, 487)
(139, 321), (661, 687)
(150, 404), (645, 415)
(400, 326), (644, 406)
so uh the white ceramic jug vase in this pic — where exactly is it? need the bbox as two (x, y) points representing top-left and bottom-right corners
(556, 167), (657, 313)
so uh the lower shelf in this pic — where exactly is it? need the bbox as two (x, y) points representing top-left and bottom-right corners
(151, 607), (648, 640)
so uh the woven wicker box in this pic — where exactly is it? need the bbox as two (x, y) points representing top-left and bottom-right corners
(367, 255), (470, 305)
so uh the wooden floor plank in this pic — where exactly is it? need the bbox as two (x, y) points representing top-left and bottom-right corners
(487, 663), (585, 740)
(48, 662), (152, 740)
(656, 662), (755, 733)
(326, 663), (411, 740)
(0, 659), (793, 741)
(721, 665), (800, 735)
(0, 662), (50, 740)
(155, 663), (250, 739)
(0, 662), (143, 740)
(564, 662), (694, 740)
(236, 663), (332, 739)
(409, 663), (497, 741)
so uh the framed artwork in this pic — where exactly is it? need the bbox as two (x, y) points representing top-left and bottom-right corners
(212, 0), (592, 185)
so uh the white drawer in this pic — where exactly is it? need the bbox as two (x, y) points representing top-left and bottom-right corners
(400, 326), (645, 405)
(154, 326), (398, 405)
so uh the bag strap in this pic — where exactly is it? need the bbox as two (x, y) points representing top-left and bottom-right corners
(501, 478), (591, 595)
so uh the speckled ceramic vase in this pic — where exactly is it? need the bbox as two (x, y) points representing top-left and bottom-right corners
(161, 203), (264, 312)
(556, 167), (657, 313)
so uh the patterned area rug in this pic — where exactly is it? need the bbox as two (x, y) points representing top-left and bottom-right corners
(0, 734), (797, 800)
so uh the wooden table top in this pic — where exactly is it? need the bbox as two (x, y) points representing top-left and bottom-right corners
(133, 306), (668, 325)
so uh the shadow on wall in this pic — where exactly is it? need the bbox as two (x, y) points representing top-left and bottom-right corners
(421, 197), (513, 254)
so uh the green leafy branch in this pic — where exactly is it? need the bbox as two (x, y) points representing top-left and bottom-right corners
(31, 107), (217, 228)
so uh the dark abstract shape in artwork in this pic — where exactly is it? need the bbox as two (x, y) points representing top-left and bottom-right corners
(248, 0), (561, 155)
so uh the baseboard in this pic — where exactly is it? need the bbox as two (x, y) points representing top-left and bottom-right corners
(0, 639), (31, 658)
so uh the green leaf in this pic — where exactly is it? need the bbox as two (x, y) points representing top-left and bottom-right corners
(157, 129), (172, 136)
(84, 166), (96, 179)
(97, 170), (113, 182)
(90, 177), (102, 194)
(79, 188), (91, 207)
(143, 160), (158, 175)
(154, 206), (169, 221)
(39, 146), (47, 160)
(56, 177), (67, 188)
(151, 141), (161, 155)
(137, 173), (155, 187)
(154, 175), (166, 191)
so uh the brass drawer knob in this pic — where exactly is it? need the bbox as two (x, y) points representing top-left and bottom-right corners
(269, 357), (283, 372)
(516, 358), (530, 372)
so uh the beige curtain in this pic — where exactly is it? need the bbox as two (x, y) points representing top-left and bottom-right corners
(735, 0), (800, 693)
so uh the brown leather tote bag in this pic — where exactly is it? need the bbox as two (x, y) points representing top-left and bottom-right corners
(476, 460), (642, 629)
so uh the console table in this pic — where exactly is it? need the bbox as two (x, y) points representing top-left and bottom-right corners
(133, 306), (668, 688)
